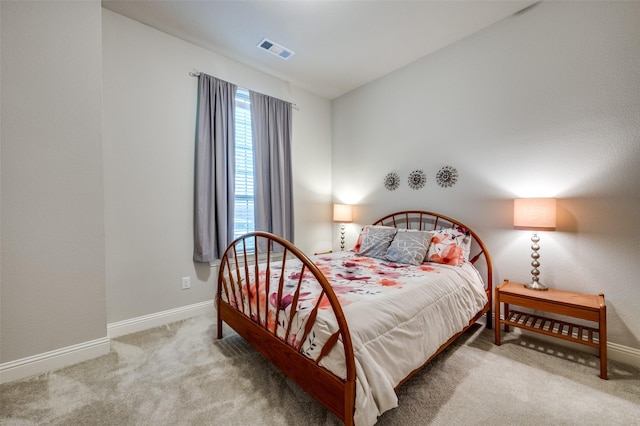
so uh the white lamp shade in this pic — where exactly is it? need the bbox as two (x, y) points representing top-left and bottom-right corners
(333, 204), (353, 223)
(513, 198), (557, 231)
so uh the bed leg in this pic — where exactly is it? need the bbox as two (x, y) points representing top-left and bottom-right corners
(217, 318), (223, 339)
(485, 310), (493, 329)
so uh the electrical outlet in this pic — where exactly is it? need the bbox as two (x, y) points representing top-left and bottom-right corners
(181, 276), (191, 290)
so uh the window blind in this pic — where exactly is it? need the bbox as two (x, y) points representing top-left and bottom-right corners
(234, 88), (255, 241)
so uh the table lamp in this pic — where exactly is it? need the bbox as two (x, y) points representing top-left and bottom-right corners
(513, 198), (557, 291)
(333, 204), (353, 251)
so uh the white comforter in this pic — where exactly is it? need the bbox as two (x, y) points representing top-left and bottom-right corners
(308, 252), (487, 425)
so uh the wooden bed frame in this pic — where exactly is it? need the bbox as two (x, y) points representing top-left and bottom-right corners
(216, 210), (493, 425)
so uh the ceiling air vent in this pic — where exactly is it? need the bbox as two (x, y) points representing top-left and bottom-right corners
(257, 38), (295, 60)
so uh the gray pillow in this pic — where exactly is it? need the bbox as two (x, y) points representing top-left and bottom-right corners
(358, 225), (398, 259)
(385, 229), (433, 265)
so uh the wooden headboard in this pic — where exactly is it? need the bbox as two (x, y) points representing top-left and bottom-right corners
(372, 210), (493, 292)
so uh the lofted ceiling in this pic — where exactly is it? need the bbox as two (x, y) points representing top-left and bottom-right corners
(102, 1), (536, 100)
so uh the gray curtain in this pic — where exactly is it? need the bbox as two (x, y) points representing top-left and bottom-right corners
(193, 74), (237, 262)
(250, 91), (294, 242)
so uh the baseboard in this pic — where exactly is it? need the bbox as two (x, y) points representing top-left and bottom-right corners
(0, 337), (110, 384)
(107, 300), (215, 338)
(608, 341), (640, 369)
(0, 300), (216, 385)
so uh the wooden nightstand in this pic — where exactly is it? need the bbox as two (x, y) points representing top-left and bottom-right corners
(494, 279), (607, 379)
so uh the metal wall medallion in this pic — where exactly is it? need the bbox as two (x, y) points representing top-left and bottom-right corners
(436, 166), (459, 188)
(384, 172), (400, 191)
(407, 170), (426, 190)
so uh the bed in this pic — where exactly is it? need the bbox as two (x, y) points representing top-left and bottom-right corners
(216, 210), (493, 425)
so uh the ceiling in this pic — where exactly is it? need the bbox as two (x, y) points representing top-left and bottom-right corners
(102, 1), (536, 100)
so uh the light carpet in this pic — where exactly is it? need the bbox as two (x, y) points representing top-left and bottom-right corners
(1, 314), (639, 425)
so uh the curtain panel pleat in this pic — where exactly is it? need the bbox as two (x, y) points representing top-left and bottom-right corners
(193, 74), (236, 262)
(250, 91), (295, 243)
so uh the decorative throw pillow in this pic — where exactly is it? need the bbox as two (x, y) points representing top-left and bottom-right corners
(352, 225), (379, 253)
(426, 227), (471, 266)
(355, 225), (398, 259)
(385, 229), (433, 265)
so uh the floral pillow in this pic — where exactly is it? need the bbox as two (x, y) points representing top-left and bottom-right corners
(385, 229), (433, 266)
(353, 225), (398, 259)
(426, 227), (471, 266)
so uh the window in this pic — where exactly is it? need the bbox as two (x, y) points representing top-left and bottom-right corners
(233, 88), (255, 241)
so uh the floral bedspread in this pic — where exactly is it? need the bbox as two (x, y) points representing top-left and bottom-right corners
(222, 250), (488, 426)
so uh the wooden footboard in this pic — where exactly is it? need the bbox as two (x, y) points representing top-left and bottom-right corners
(216, 232), (357, 424)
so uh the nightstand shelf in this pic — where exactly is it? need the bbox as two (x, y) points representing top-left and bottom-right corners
(495, 280), (607, 379)
(503, 309), (600, 348)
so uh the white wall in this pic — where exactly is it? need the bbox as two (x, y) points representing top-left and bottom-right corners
(0, 2), (331, 373)
(102, 10), (332, 324)
(1, 1), (107, 362)
(4, 0), (635, 376)
(332, 1), (640, 349)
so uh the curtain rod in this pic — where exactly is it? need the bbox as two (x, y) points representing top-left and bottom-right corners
(189, 69), (299, 111)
